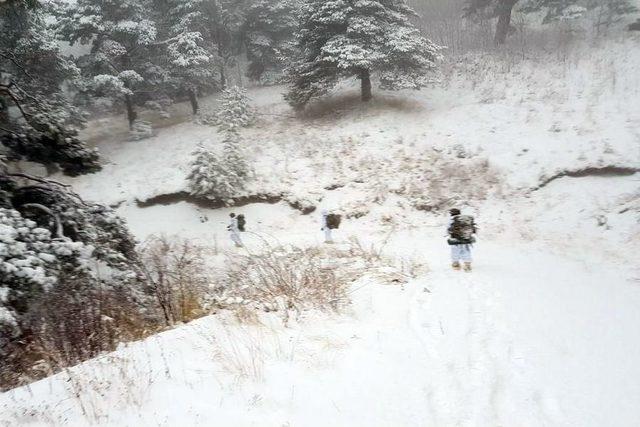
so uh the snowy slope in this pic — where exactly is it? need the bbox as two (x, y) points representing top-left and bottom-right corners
(2, 239), (639, 426)
(2, 40), (640, 426)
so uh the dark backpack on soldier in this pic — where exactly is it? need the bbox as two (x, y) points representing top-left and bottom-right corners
(326, 213), (341, 230)
(448, 215), (476, 244)
(237, 214), (246, 232)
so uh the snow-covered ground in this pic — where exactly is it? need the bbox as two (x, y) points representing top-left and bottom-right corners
(2, 40), (639, 426)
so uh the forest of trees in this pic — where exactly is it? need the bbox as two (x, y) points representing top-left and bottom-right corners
(1, 0), (637, 390)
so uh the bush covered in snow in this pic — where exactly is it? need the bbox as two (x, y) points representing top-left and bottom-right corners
(0, 181), (149, 390)
(0, 209), (88, 335)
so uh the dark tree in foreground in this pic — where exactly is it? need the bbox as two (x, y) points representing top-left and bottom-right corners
(1, 0), (100, 174)
(285, 0), (442, 110)
(1, 0), (148, 390)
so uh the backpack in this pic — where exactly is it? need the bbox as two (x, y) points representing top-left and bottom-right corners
(326, 213), (341, 230)
(448, 215), (476, 244)
(237, 214), (246, 232)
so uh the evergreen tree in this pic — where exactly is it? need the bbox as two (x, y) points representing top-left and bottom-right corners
(216, 86), (254, 131)
(465, 0), (638, 44)
(243, 0), (299, 83)
(1, 0), (100, 175)
(186, 136), (248, 201)
(521, 0), (586, 23)
(188, 86), (251, 201)
(154, 0), (219, 114)
(197, 85), (254, 129)
(285, 0), (442, 110)
(56, 0), (161, 129)
(1, 0), (147, 389)
(222, 128), (249, 181)
(160, 0), (246, 90)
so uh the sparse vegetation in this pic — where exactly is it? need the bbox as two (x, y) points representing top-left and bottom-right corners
(139, 235), (214, 325)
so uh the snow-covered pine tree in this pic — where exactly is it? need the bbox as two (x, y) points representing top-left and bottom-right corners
(1, 0), (100, 175)
(1, 0), (150, 390)
(521, 0), (586, 23)
(222, 128), (250, 182)
(198, 85), (254, 129)
(243, 0), (300, 83)
(56, 0), (161, 129)
(187, 137), (247, 201)
(285, 0), (442, 110)
(216, 86), (254, 131)
(153, 0), (218, 115)
(158, 0), (246, 90)
(468, 0), (640, 42)
(189, 87), (251, 200)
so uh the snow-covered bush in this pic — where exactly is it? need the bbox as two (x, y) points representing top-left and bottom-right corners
(0, 183), (148, 390)
(186, 131), (250, 202)
(213, 242), (418, 323)
(0, 208), (89, 341)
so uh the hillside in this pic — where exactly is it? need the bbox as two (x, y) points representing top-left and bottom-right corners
(2, 39), (640, 426)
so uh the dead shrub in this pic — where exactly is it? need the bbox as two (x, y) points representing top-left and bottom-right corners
(214, 242), (423, 323)
(0, 269), (153, 390)
(139, 235), (213, 325)
(217, 245), (351, 320)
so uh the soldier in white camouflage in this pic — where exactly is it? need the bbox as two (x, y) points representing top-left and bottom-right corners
(447, 208), (477, 272)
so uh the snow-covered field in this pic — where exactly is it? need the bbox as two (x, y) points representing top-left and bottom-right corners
(2, 40), (639, 426)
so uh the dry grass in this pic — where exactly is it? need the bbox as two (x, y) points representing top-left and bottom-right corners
(139, 235), (214, 326)
(212, 241), (424, 324)
(221, 245), (350, 322)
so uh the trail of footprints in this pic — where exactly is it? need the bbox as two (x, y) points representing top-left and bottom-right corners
(406, 273), (562, 426)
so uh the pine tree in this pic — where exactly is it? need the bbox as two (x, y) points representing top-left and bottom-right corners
(154, 0), (219, 115)
(243, 0), (300, 83)
(222, 128), (250, 181)
(198, 85), (254, 129)
(467, 0), (639, 44)
(1, 1), (147, 388)
(285, 0), (442, 110)
(216, 86), (255, 131)
(1, 0), (100, 175)
(56, 0), (161, 129)
(189, 85), (251, 201)
(186, 135), (248, 201)
(159, 0), (246, 90)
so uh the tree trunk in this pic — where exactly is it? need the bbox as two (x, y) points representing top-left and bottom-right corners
(494, 0), (518, 45)
(124, 93), (137, 130)
(219, 65), (227, 90)
(360, 69), (372, 102)
(188, 89), (199, 115)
